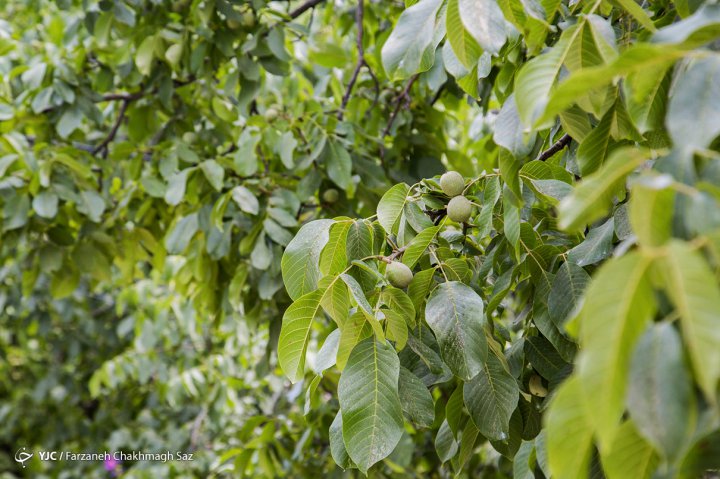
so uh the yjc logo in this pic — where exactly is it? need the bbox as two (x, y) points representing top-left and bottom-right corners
(14, 448), (33, 468)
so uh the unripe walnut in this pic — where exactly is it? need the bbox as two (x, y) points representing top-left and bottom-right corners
(529, 375), (548, 397)
(322, 189), (339, 203)
(264, 107), (279, 121)
(439, 171), (465, 197)
(447, 195), (472, 223)
(386, 261), (413, 289)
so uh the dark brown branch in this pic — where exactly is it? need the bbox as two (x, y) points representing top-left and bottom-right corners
(92, 99), (130, 155)
(382, 74), (418, 139)
(289, 0), (325, 18)
(338, 0), (365, 121)
(537, 133), (572, 161)
(364, 62), (381, 117)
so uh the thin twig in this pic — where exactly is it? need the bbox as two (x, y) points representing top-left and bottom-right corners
(537, 133), (572, 161)
(338, 0), (365, 121)
(364, 63), (381, 118)
(378, 75), (418, 171)
(382, 246), (408, 263)
(92, 99), (130, 155)
(289, 0), (325, 18)
(429, 84), (445, 106)
(382, 74), (418, 139)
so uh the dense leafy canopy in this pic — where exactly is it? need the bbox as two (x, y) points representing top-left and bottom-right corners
(2, 0), (720, 477)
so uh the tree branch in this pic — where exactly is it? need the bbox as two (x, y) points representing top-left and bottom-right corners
(382, 74), (418, 139)
(92, 99), (130, 156)
(537, 133), (572, 161)
(289, 0), (325, 18)
(338, 0), (365, 121)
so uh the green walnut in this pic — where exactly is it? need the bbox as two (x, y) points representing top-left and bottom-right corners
(386, 261), (413, 289)
(529, 375), (548, 397)
(439, 171), (465, 197)
(241, 11), (256, 28)
(264, 107), (279, 121)
(447, 195), (472, 223)
(322, 188), (339, 203)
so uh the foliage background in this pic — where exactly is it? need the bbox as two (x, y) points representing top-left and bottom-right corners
(1, 0), (720, 478)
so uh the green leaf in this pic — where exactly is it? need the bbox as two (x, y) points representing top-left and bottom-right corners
(658, 241), (720, 401)
(446, 0), (481, 68)
(377, 183), (410, 235)
(457, 0), (506, 54)
(381, 286), (416, 328)
(337, 311), (371, 370)
(338, 338), (404, 474)
(548, 262), (590, 328)
(576, 252), (655, 449)
(231, 185), (259, 215)
(567, 218), (615, 267)
(402, 225), (440, 269)
(602, 420), (659, 479)
(314, 329), (341, 374)
(407, 267), (436, 314)
(435, 420), (459, 462)
(165, 169), (191, 206)
(165, 213), (198, 254)
(281, 219), (333, 300)
(538, 44), (688, 124)
(346, 219), (374, 261)
(445, 385), (464, 436)
(398, 366), (435, 427)
(494, 94), (537, 158)
(666, 56), (720, 154)
(320, 277), (350, 327)
(56, 108), (83, 138)
(652, 4), (720, 47)
(627, 323), (694, 460)
(626, 66), (671, 133)
(524, 336), (569, 380)
(136, 35), (158, 76)
(611, 0), (656, 32)
(384, 309), (408, 350)
(629, 179), (674, 248)
(558, 147), (648, 232)
(546, 377), (594, 479)
(503, 186), (520, 253)
(340, 273), (373, 317)
(200, 160), (224, 191)
(276, 131), (297, 169)
(514, 25), (580, 127)
(381, 0), (445, 80)
(463, 351), (519, 441)
(278, 289), (325, 383)
(425, 281), (487, 380)
(513, 440), (537, 479)
(330, 412), (354, 470)
(32, 191), (59, 219)
(263, 218), (293, 246)
(322, 139), (352, 190)
(320, 221), (351, 276)
(575, 106), (613, 175)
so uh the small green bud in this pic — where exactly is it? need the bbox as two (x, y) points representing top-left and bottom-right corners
(447, 195), (472, 223)
(386, 261), (413, 289)
(439, 171), (465, 197)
